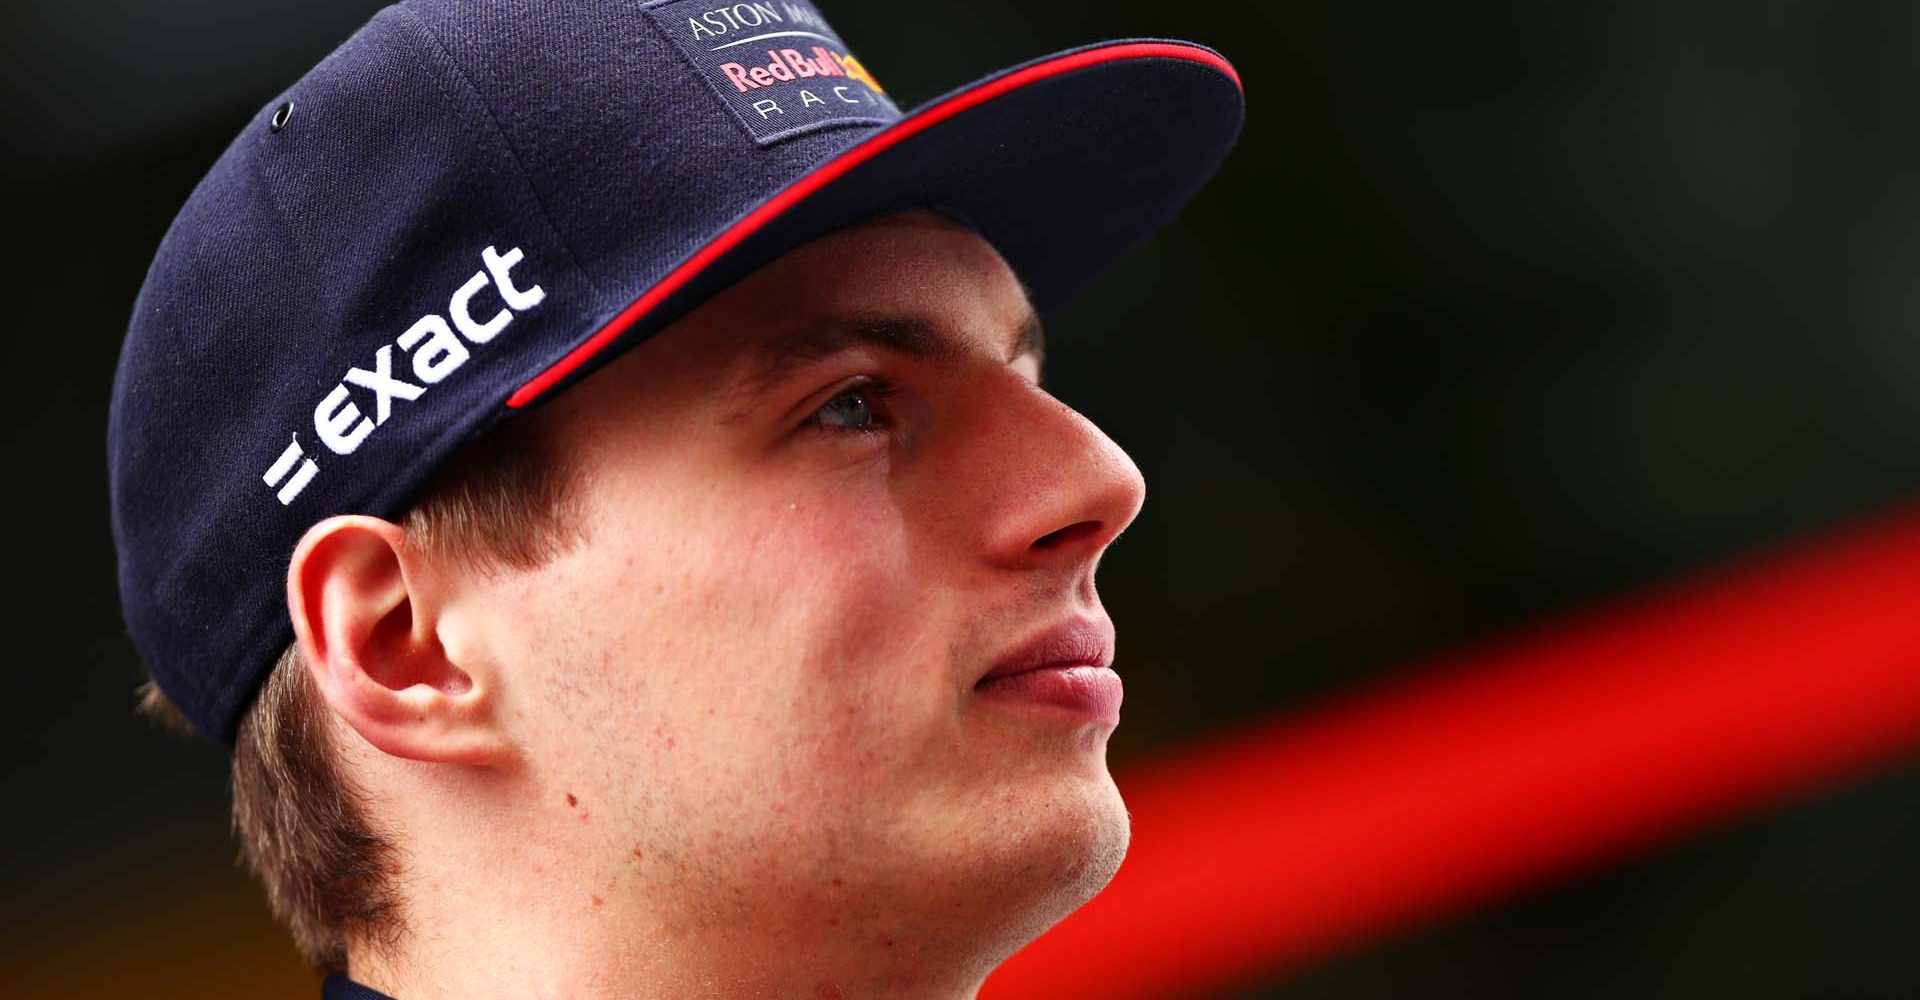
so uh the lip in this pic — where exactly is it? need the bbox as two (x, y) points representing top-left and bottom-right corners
(974, 617), (1122, 724)
(978, 618), (1115, 683)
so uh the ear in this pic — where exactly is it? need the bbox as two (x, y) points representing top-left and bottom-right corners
(287, 514), (514, 766)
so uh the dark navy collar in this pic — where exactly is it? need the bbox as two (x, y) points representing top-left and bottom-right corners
(323, 975), (398, 1000)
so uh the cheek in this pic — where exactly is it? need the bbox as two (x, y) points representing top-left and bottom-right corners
(711, 478), (989, 809)
(721, 482), (952, 722)
(520, 464), (959, 801)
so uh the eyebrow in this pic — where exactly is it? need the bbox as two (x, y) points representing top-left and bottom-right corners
(733, 308), (1046, 402)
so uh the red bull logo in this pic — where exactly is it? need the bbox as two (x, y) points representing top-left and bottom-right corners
(644, 0), (901, 145)
(719, 46), (885, 96)
(836, 53), (884, 94)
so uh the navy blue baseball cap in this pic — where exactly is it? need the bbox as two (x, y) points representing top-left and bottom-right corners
(108, 0), (1244, 744)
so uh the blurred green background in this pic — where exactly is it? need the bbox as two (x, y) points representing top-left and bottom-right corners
(5, 1), (1919, 996)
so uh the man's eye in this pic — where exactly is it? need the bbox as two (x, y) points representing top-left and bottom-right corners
(809, 381), (895, 432)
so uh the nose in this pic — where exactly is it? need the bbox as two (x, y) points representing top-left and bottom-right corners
(973, 378), (1147, 571)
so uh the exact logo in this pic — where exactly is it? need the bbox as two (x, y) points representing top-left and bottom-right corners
(262, 245), (545, 506)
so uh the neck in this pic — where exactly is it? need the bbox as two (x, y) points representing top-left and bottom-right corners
(344, 794), (1007, 1000)
(349, 905), (996, 1000)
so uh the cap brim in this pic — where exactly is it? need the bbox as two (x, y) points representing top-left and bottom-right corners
(505, 39), (1244, 409)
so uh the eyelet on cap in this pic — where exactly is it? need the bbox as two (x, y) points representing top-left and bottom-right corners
(269, 101), (296, 133)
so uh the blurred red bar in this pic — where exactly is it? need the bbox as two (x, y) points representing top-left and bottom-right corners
(983, 506), (1920, 1000)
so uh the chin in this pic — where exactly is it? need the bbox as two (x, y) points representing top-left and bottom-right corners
(1049, 767), (1132, 909)
(964, 764), (1132, 956)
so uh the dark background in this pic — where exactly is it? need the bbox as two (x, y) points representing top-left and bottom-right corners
(5, 1), (1918, 997)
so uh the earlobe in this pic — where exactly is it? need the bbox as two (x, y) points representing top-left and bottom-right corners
(287, 514), (514, 767)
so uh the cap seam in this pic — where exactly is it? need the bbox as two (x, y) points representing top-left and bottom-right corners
(392, 5), (604, 300)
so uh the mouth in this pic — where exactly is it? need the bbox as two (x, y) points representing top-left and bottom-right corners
(973, 617), (1123, 724)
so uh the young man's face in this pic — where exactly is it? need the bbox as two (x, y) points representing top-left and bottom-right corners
(463, 210), (1145, 959)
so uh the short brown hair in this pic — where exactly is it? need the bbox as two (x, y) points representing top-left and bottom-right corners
(138, 408), (588, 974)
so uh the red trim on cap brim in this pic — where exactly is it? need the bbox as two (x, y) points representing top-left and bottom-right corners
(505, 41), (1241, 409)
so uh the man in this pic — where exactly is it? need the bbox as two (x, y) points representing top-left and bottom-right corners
(107, 1), (1242, 997)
